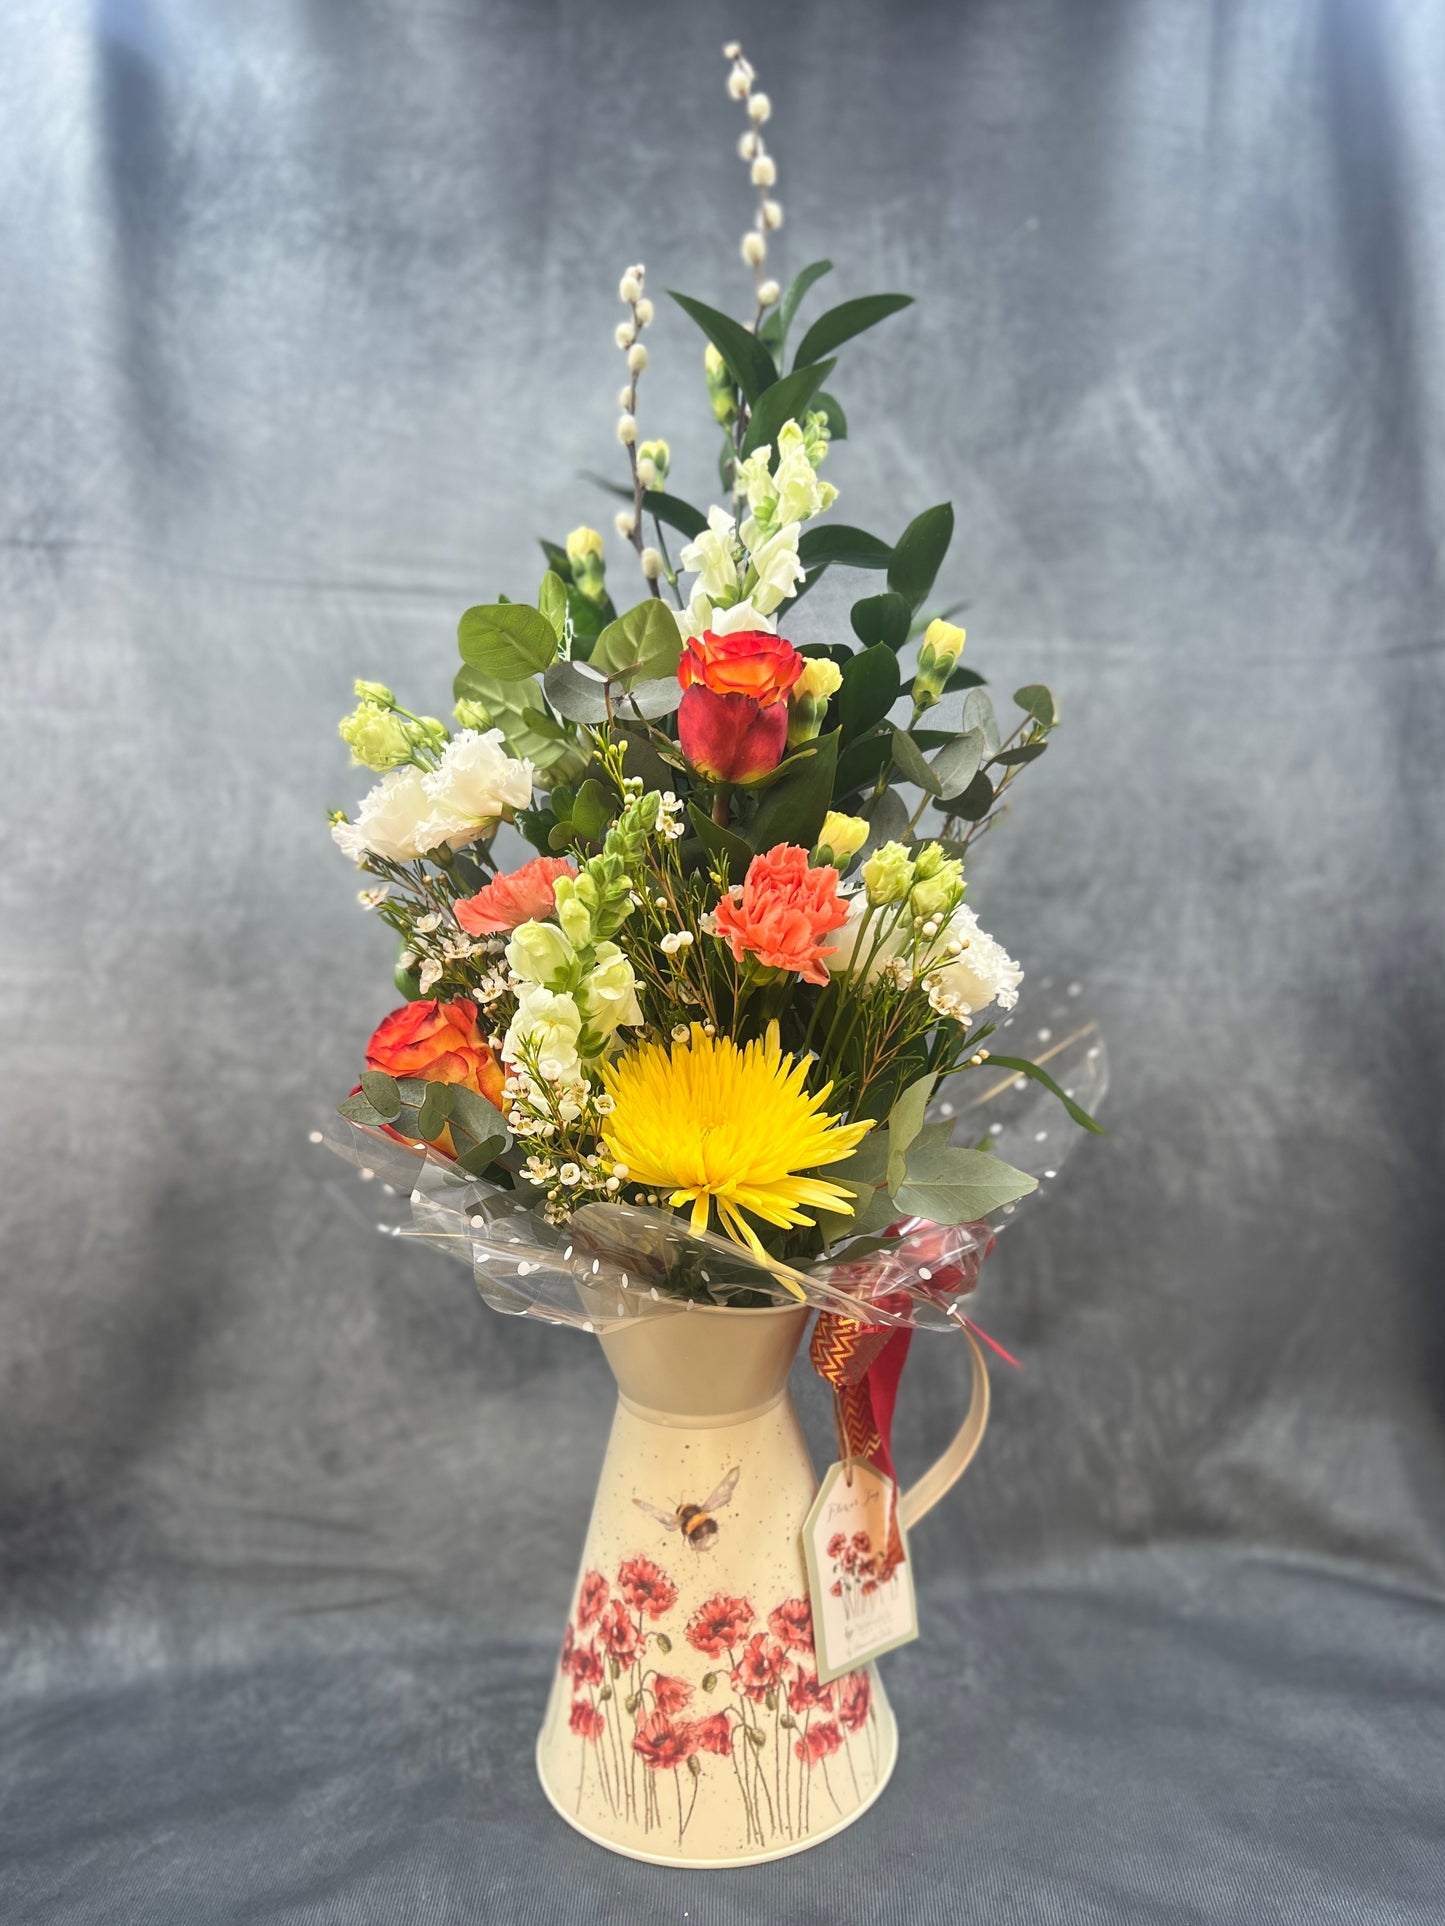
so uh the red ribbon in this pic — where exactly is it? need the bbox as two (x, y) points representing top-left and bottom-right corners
(810, 1303), (913, 1579)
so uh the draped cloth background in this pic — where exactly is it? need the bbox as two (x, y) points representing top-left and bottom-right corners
(3, 1), (1443, 1919)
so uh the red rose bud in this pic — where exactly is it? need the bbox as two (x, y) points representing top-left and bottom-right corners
(676, 629), (803, 782)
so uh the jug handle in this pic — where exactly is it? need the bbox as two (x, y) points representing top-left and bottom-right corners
(898, 1327), (990, 1530)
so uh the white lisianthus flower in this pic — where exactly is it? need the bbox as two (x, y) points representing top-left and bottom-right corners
(504, 985), (584, 1083)
(331, 766), (463, 864)
(922, 905), (1023, 1021)
(746, 520), (805, 616)
(505, 919), (576, 989)
(577, 941), (644, 1038)
(423, 730), (534, 847)
(825, 892), (906, 981)
(678, 504), (742, 605)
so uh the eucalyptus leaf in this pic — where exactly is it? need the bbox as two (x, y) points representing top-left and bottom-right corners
(358, 1071), (401, 1122)
(739, 359), (836, 458)
(542, 659), (613, 725)
(1013, 683), (1058, 728)
(793, 293), (914, 369)
(962, 687), (1001, 756)
(892, 1143), (1038, 1224)
(668, 291), (777, 402)
(951, 769), (996, 822)
(337, 1091), (385, 1127)
(416, 1083), (454, 1142)
(860, 785), (910, 855)
(889, 726), (943, 796)
(994, 741), (1048, 766)
(886, 503), (955, 612)
(454, 1140), (506, 1176)
(446, 1084), (510, 1148)
(590, 599), (682, 685)
(620, 676), (682, 721)
(798, 524), (891, 572)
(886, 1074), (935, 1193)
(850, 591), (912, 650)
(838, 645), (901, 742)
(830, 1129), (891, 1188)
(931, 728), (986, 799)
(747, 728), (839, 851)
(458, 603), (559, 680)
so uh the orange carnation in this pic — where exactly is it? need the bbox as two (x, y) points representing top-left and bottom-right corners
(712, 844), (849, 986)
(365, 998), (506, 1152)
(455, 855), (576, 936)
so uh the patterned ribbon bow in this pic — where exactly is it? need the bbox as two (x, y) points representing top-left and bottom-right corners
(810, 1306), (913, 1580)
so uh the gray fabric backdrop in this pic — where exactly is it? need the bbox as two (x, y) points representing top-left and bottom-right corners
(3, 0), (1443, 1919)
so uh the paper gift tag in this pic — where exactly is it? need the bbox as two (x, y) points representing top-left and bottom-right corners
(801, 1459), (919, 1683)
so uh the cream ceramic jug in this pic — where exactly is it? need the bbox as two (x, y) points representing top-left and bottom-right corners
(535, 1293), (989, 1867)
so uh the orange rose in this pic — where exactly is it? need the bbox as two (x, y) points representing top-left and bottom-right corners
(676, 630), (804, 782)
(365, 998), (506, 1150)
(712, 844), (849, 985)
(677, 629), (804, 704)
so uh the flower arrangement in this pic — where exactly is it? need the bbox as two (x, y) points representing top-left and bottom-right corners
(327, 42), (1101, 1302)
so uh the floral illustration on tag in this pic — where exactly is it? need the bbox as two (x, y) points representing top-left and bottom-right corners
(558, 1556), (880, 1847)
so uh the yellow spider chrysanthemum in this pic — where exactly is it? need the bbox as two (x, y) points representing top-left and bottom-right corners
(599, 1022), (873, 1260)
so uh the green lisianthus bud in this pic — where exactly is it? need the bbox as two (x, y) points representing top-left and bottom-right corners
(910, 856), (965, 920)
(353, 679), (396, 706)
(409, 715), (450, 750)
(338, 701), (414, 771)
(566, 525), (608, 606)
(813, 810), (869, 864)
(913, 620), (967, 715)
(786, 656), (843, 748)
(861, 841), (916, 906)
(453, 697), (492, 731)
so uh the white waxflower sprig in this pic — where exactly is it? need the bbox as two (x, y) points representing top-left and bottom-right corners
(612, 263), (669, 597)
(724, 41), (783, 316)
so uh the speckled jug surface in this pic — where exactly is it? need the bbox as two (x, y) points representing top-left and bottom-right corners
(536, 1298), (898, 1867)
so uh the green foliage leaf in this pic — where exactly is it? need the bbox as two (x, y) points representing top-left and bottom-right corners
(951, 769), (996, 822)
(889, 726), (943, 796)
(994, 741), (1048, 766)
(538, 573), (567, 641)
(984, 1056), (1106, 1135)
(793, 293), (914, 369)
(1013, 683), (1058, 728)
(542, 659), (612, 725)
(838, 645), (901, 742)
(833, 728), (893, 797)
(850, 591), (912, 650)
(645, 490), (709, 540)
(747, 728), (839, 851)
(590, 599), (683, 685)
(358, 1071), (401, 1122)
(798, 524), (891, 572)
(760, 259), (833, 352)
(569, 778), (613, 841)
(931, 728), (987, 799)
(886, 1074), (935, 1194)
(669, 291), (777, 402)
(860, 785), (910, 854)
(811, 391), (847, 440)
(618, 676), (683, 721)
(831, 1129), (891, 1188)
(886, 503), (955, 612)
(893, 1143), (1038, 1224)
(458, 603), (559, 680)
(961, 686), (1000, 756)
(539, 539), (572, 581)
(739, 359), (836, 457)
(687, 801), (754, 879)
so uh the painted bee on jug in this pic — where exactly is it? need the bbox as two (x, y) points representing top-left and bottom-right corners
(634, 1466), (741, 1552)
